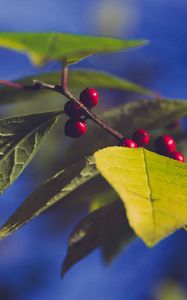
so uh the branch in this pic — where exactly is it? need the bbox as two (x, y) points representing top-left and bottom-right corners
(0, 80), (24, 90)
(0, 77), (124, 141)
(61, 89), (123, 140)
(0, 79), (57, 92)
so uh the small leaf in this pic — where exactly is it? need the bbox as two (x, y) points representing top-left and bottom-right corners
(0, 156), (98, 240)
(0, 32), (147, 65)
(0, 69), (154, 106)
(0, 111), (60, 194)
(95, 147), (187, 246)
(64, 99), (187, 167)
(89, 189), (118, 212)
(101, 225), (134, 265)
(61, 200), (127, 276)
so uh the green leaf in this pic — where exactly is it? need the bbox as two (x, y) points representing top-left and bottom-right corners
(89, 189), (118, 212)
(158, 281), (187, 300)
(0, 156), (97, 240)
(0, 69), (154, 106)
(62, 200), (127, 276)
(68, 69), (154, 95)
(64, 99), (187, 167)
(0, 32), (147, 65)
(0, 111), (60, 194)
(94, 147), (187, 246)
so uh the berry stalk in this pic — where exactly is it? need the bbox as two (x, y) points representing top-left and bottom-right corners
(59, 64), (123, 139)
(61, 61), (68, 91)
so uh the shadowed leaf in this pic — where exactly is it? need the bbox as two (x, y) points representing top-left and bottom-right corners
(61, 200), (132, 276)
(68, 70), (154, 95)
(89, 189), (118, 212)
(0, 156), (98, 240)
(101, 225), (134, 265)
(89, 189), (135, 264)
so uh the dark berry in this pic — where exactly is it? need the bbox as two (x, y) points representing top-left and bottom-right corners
(121, 138), (138, 148)
(132, 129), (150, 147)
(155, 135), (176, 154)
(80, 88), (99, 109)
(64, 101), (83, 118)
(169, 151), (185, 163)
(64, 119), (87, 138)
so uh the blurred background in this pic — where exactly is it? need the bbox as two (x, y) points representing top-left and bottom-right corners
(0, 0), (187, 299)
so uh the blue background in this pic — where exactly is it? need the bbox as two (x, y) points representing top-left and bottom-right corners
(0, 0), (187, 299)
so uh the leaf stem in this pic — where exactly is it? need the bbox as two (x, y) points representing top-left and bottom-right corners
(61, 62), (68, 91)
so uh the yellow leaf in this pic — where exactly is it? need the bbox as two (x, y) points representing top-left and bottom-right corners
(94, 147), (187, 246)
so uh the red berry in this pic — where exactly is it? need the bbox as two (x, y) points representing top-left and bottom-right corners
(169, 151), (185, 163)
(80, 88), (99, 109)
(121, 138), (138, 148)
(155, 135), (176, 154)
(132, 129), (150, 147)
(64, 119), (87, 138)
(64, 101), (83, 118)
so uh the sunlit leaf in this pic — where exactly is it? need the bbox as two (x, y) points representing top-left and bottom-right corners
(0, 32), (147, 65)
(0, 111), (60, 194)
(95, 147), (187, 246)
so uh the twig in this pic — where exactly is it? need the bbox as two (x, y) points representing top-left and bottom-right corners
(0, 75), (124, 141)
(61, 89), (123, 140)
(0, 80), (24, 89)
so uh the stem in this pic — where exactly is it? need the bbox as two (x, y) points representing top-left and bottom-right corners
(0, 80), (24, 89)
(0, 79), (56, 91)
(61, 62), (68, 91)
(31, 80), (56, 91)
(0, 77), (124, 141)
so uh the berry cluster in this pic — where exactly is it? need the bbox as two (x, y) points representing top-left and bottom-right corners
(120, 129), (150, 148)
(64, 88), (99, 138)
(120, 130), (185, 163)
(63, 87), (185, 163)
(154, 135), (185, 162)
